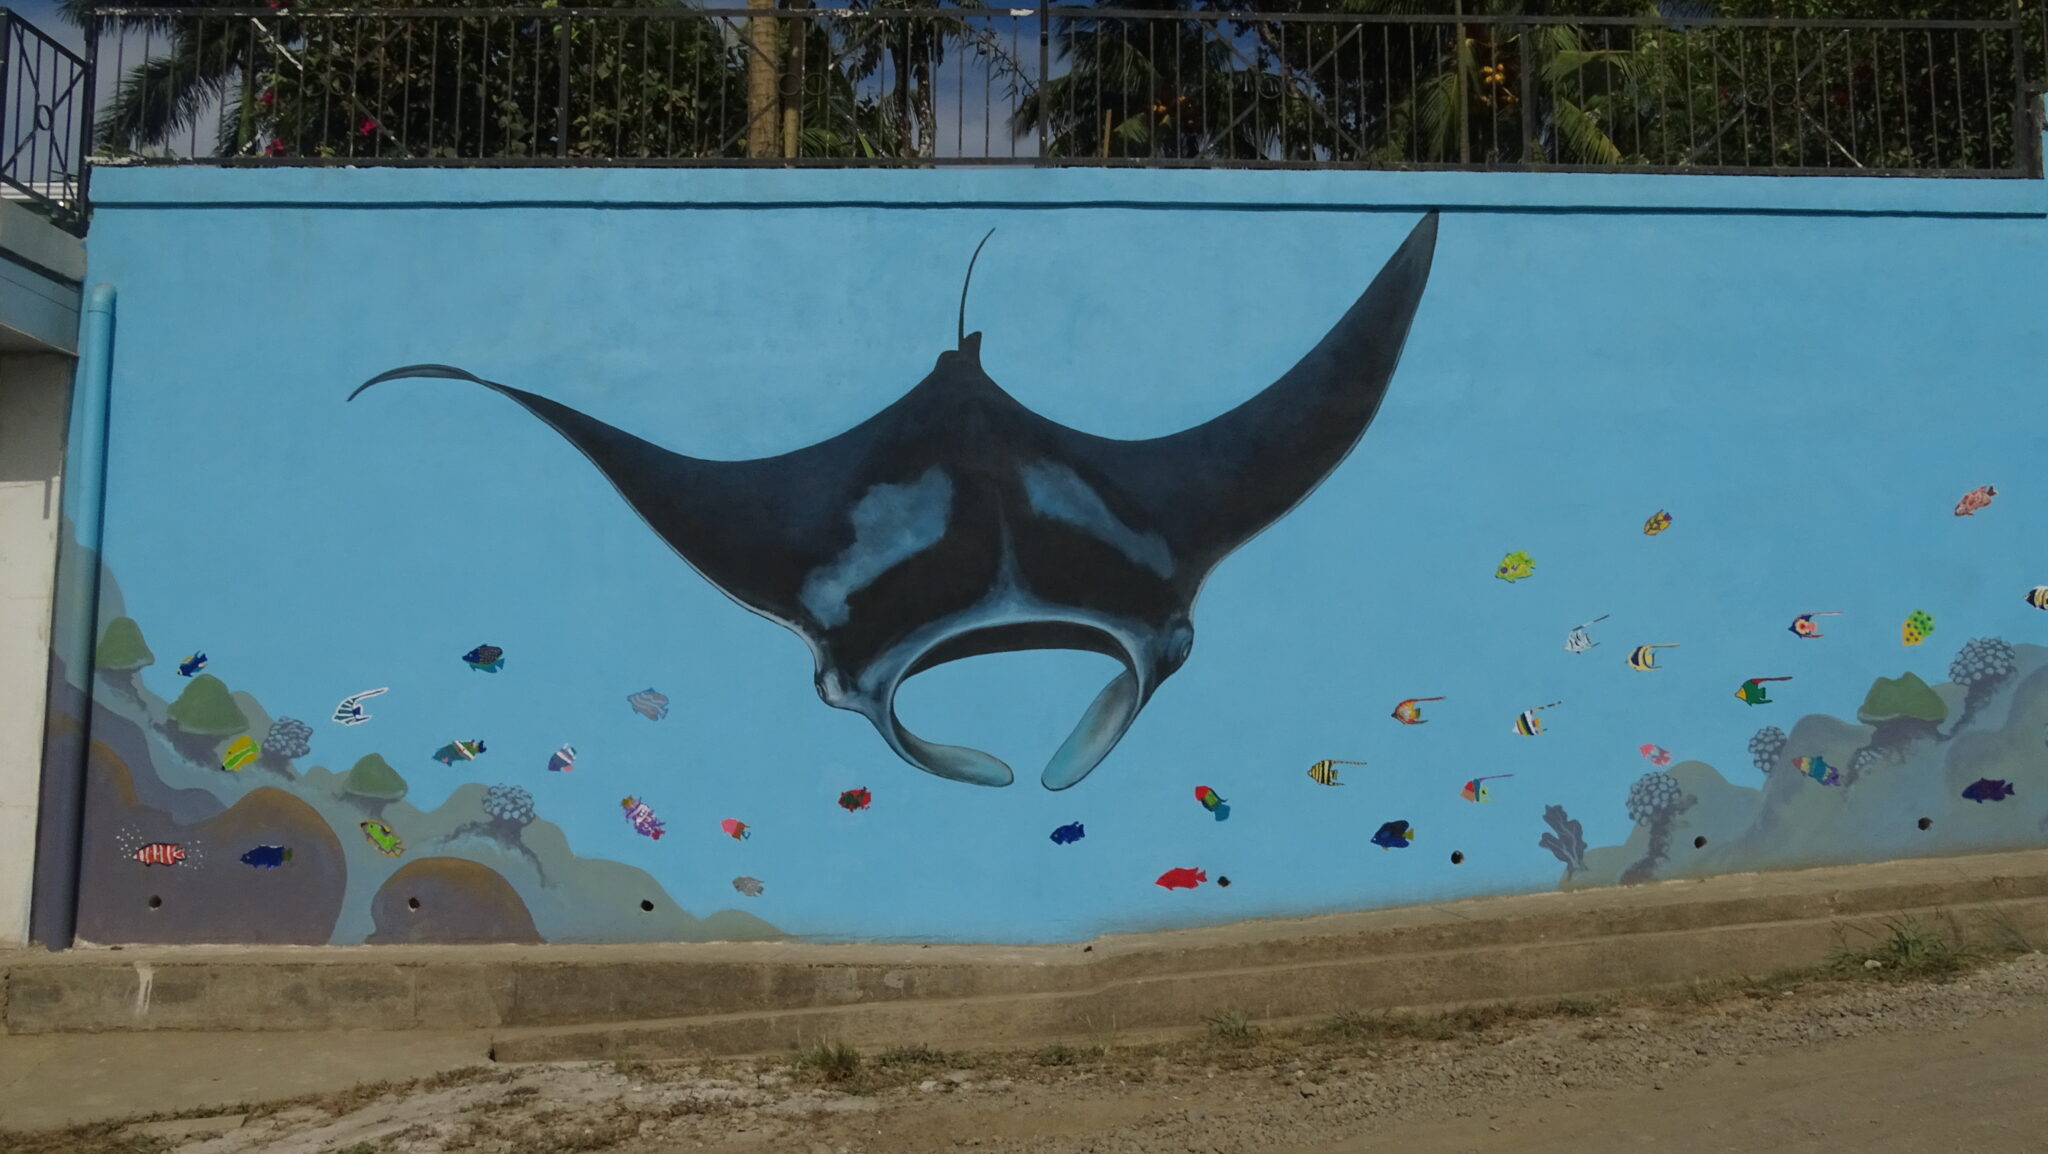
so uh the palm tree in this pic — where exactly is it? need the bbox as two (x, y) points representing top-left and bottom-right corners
(834, 0), (1024, 159)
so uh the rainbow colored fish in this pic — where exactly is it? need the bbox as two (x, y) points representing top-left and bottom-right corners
(1902, 609), (1935, 646)
(1194, 785), (1231, 822)
(1460, 774), (1513, 803)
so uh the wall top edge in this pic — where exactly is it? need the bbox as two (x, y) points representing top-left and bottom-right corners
(86, 165), (2047, 218)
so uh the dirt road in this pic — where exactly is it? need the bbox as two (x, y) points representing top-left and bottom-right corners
(12, 949), (2048, 1154)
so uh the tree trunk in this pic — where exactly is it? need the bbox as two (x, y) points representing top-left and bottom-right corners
(779, 0), (808, 158)
(745, 0), (783, 158)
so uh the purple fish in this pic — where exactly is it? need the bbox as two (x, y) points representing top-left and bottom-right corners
(1961, 778), (2016, 803)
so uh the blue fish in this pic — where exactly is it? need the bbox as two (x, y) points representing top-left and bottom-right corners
(462, 644), (505, 672)
(1371, 820), (1415, 850)
(177, 652), (207, 677)
(1962, 778), (2016, 803)
(239, 845), (292, 869)
(1049, 821), (1085, 845)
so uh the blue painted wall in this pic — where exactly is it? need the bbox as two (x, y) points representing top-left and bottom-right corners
(46, 165), (2048, 945)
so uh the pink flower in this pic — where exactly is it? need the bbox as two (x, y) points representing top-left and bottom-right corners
(257, 89), (274, 106)
(357, 116), (378, 137)
(265, 138), (286, 157)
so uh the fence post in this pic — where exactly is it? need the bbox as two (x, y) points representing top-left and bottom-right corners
(555, 12), (572, 157)
(78, 7), (98, 225)
(0, 13), (12, 192)
(1037, 0), (1049, 159)
(1517, 20), (1537, 167)
(2011, 0), (2038, 176)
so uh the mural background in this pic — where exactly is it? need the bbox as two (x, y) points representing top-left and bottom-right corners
(42, 167), (2048, 945)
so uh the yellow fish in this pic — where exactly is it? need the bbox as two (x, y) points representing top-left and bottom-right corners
(1495, 550), (1536, 583)
(219, 734), (259, 772)
(1626, 643), (1679, 672)
(1643, 510), (1672, 535)
(1901, 609), (1935, 646)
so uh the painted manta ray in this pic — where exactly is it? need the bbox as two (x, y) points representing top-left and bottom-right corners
(350, 213), (1438, 790)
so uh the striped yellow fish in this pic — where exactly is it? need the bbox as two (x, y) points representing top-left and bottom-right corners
(1307, 758), (1364, 786)
(219, 734), (260, 772)
(1626, 643), (1679, 672)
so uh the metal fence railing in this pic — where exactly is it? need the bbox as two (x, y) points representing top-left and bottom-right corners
(5, 4), (2048, 233)
(1, 9), (92, 233)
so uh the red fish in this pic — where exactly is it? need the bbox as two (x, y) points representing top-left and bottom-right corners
(1391, 696), (1445, 725)
(1155, 867), (1207, 890)
(134, 842), (185, 867)
(1954, 485), (1996, 516)
(720, 818), (750, 840)
(837, 787), (872, 812)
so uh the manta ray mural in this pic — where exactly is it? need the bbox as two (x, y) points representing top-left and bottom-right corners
(349, 214), (1438, 790)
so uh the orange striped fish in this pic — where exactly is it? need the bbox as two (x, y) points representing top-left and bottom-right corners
(133, 842), (186, 867)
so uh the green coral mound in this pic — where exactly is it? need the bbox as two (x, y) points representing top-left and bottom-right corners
(166, 674), (251, 736)
(343, 753), (408, 802)
(95, 617), (154, 672)
(1857, 672), (1948, 725)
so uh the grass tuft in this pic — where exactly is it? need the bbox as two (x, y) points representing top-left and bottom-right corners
(1202, 1009), (1258, 1044)
(792, 1039), (863, 1083)
(1831, 915), (1972, 980)
(874, 1044), (949, 1068)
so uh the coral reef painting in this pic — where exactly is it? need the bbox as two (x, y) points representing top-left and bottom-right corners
(1560, 640), (2048, 889)
(54, 554), (779, 946)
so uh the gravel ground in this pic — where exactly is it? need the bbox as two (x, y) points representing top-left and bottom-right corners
(17, 947), (2048, 1154)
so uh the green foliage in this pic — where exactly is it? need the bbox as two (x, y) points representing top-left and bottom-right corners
(95, 617), (155, 673)
(874, 1044), (949, 1068)
(343, 753), (409, 802)
(1830, 915), (1972, 980)
(165, 675), (249, 736)
(1857, 672), (1949, 725)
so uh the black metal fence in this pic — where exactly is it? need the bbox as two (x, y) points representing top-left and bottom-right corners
(1, 9), (91, 232)
(6, 3), (2048, 232)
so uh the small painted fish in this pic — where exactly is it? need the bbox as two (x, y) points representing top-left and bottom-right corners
(219, 734), (260, 772)
(1962, 778), (2016, 803)
(2026, 587), (2048, 611)
(177, 652), (207, 677)
(1788, 611), (1842, 639)
(358, 820), (404, 857)
(1391, 697), (1445, 725)
(1639, 744), (1674, 767)
(1643, 510), (1673, 536)
(1793, 755), (1841, 786)
(1514, 701), (1561, 736)
(1460, 775), (1513, 803)
(1564, 615), (1608, 654)
(1626, 643), (1680, 672)
(1954, 485), (1997, 516)
(432, 739), (486, 766)
(1902, 609), (1936, 647)
(547, 744), (576, 773)
(720, 818), (751, 840)
(1155, 867), (1207, 890)
(621, 796), (666, 840)
(1371, 820), (1415, 850)
(837, 787), (873, 813)
(331, 686), (386, 726)
(240, 844), (292, 869)
(1049, 821), (1086, 845)
(732, 876), (764, 897)
(628, 688), (670, 721)
(1194, 785), (1231, 822)
(462, 644), (505, 673)
(1495, 550), (1536, 583)
(133, 842), (186, 867)
(1735, 677), (1792, 705)
(1307, 759), (1363, 786)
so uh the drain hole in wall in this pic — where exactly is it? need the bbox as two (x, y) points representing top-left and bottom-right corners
(407, 897), (421, 911)
(147, 895), (162, 910)
(1693, 836), (1707, 849)
(1216, 876), (1231, 888)
(640, 900), (654, 912)
(1918, 817), (1933, 830)
(1450, 851), (1465, 865)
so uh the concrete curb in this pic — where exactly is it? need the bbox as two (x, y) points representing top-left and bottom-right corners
(6, 849), (2047, 1055)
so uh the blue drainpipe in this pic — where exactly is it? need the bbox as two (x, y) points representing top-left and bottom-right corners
(28, 283), (115, 950)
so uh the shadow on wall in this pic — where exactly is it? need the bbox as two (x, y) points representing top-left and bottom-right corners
(59, 544), (782, 946)
(1548, 640), (2048, 889)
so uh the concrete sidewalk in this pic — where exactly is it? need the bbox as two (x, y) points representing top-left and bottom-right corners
(3, 848), (2047, 1128)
